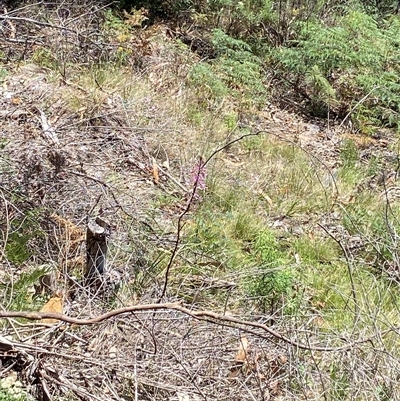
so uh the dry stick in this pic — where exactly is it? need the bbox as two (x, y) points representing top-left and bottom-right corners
(63, 2), (115, 26)
(338, 86), (379, 130)
(0, 10), (111, 52)
(317, 223), (359, 323)
(157, 158), (203, 302)
(67, 170), (133, 218)
(0, 15), (80, 35)
(0, 302), (382, 352)
(4, 2), (43, 15)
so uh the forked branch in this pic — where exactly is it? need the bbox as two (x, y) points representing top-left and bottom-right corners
(0, 302), (380, 352)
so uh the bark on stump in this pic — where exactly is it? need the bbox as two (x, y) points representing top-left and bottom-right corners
(85, 216), (111, 286)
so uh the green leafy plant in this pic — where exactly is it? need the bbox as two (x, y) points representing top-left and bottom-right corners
(337, 138), (364, 186)
(187, 63), (228, 104)
(211, 29), (266, 105)
(188, 29), (266, 109)
(104, 9), (130, 34)
(273, 10), (400, 127)
(31, 47), (58, 69)
(1, 265), (53, 311)
(0, 387), (33, 401)
(0, 65), (7, 82)
(5, 210), (43, 265)
(245, 229), (295, 313)
(0, 373), (34, 400)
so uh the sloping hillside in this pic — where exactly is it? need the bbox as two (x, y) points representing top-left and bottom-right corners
(1, 2), (400, 400)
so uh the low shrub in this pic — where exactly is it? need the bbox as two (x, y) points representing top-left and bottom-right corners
(272, 10), (400, 129)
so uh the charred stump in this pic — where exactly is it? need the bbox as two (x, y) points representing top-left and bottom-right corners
(85, 216), (111, 286)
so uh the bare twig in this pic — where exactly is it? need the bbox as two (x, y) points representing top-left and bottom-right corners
(157, 158), (204, 301)
(317, 223), (359, 322)
(338, 86), (379, 129)
(0, 14), (81, 35)
(0, 302), (384, 352)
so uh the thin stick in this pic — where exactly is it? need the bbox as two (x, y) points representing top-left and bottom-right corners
(338, 86), (379, 129)
(0, 15), (80, 35)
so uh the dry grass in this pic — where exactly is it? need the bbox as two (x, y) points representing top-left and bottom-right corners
(1, 2), (400, 401)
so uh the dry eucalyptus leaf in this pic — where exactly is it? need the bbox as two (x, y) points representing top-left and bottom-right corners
(152, 158), (159, 184)
(235, 336), (249, 363)
(40, 296), (63, 324)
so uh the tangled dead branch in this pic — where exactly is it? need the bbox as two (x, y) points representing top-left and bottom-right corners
(0, 302), (384, 352)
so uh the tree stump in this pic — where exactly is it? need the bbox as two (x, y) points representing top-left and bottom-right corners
(85, 216), (111, 286)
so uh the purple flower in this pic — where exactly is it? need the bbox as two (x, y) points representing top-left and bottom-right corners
(187, 157), (207, 202)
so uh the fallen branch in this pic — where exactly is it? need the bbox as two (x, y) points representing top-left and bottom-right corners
(0, 302), (379, 352)
(0, 14), (79, 34)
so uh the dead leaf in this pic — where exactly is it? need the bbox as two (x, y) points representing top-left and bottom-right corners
(109, 346), (118, 359)
(40, 297), (63, 324)
(269, 380), (281, 396)
(235, 335), (249, 363)
(279, 354), (288, 365)
(152, 158), (159, 184)
(123, 8), (148, 27)
(257, 190), (273, 206)
(11, 96), (21, 105)
(229, 336), (250, 379)
(39, 109), (59, 145)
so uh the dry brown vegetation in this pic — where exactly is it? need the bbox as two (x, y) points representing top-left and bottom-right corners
(1, 2), (400, 401)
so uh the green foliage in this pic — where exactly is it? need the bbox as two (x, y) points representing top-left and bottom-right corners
(184, 202), (297, 312)
(188, 29), (265, 108)
(339, 139), (359, 169)
(104, 9), (129, 34)
(328, 362), (351, 400)
(211, 27), (253, 56)
(245, 230), (295, 313)
(0, 386), (33, 401)
(293, 236), (338, 265)
(31, 47), (58, 69)
(360, 0), (400, 16)
(114, 46), (133, 66)
(211, 29), (266, 100)
(5, 210), (42, 264)
(0, 65), (7, 82)
(305, 64), (337, 113)
(187, 63), (228, 103)
(341, 187), (400, 282)
(1, 265), (52, 311)
(337, 140), (367, 188)
(190, 209), (238, 257)
(273, 10), (400, 127)
(223, 112), (238, 131)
